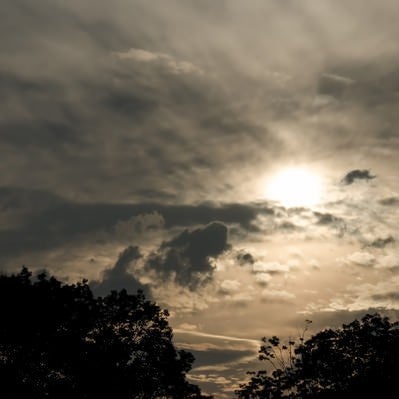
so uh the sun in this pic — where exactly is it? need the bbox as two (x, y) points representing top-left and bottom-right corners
(265, 168), (323, 208)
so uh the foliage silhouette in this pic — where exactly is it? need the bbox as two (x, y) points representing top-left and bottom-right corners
(236, 314), (399, 399)
(0, 267), (212, 399)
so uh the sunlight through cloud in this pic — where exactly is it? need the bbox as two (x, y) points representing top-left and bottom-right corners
(265, 168), (324, 208)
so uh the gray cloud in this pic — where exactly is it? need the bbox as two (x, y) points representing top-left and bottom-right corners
(341, 169), (376, 185)
(0, 186), (264, 263)
(294, 308), (399, 332)
(236, 252), (255, 266)
(346, 251), (376, 267)
(261, 289), (295, 303)
(371, 292), (399, 302)
(0, 0), (283, 205)
(1, 0), (399, 210)
(318, 72), (355, 99)
(313, 211), (346, 236)
(379, 197), (399, 206)
(146, 222), (229, 290)
(275, 221), (299, 231)
(91, 245), (149, 297)
(314, 211), (342, 226)
(317, 63), (399, 107)
(189, 349), (254, 369)
(368, 236), (394, 249)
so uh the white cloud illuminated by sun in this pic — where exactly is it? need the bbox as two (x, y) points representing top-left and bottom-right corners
(265, 168), (323, 208)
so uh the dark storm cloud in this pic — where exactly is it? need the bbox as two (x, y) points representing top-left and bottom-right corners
(146, 222), (229, 290)
(91, 245), (149, 297)
(0, 186), (266, 261)
(341, 170), (376, 185)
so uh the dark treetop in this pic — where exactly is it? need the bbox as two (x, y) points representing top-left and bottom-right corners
(0, 268), (212, 399)
(236, 313), (399, 399)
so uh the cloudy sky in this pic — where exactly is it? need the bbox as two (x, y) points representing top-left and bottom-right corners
(2, 0), (399, 396)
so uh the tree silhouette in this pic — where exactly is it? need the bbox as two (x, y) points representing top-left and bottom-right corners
(236, 314), (399, 399)
(0, 267), (212, 399)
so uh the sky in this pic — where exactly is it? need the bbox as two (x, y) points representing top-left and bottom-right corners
(2, 0), (399, 396)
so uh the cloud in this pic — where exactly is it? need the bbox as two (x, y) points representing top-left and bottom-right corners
(375, 254), (399, 270)
(261, 289), (295, 303)
(252, 261), (290, 274)
(1, 0), (287, 208)
(341, 169), (376, 185)
(174, 330), (259, 347)
(236, 251), (255, 265)
(313, 211), (346, 236)
(0, 187), (263, 264)
(175, 327), (260, 393)
(188, 349), (255, 370)
(379, 197), (399, 206)
(343, 276), (399, 310)
(176, 323), (198, 331)
(275, 221), (299, 231)
(219, 279), (241, 295)
(294, 308), (399, 332)
(189, 374), (231, 386)
(318, 72), (355, 99)
(116, 48), (161, 62)
(371, 292), (399, 302)
(345, 251), (376, 267)
(115, 48), (203, 75)
(146, 222), (229, 290)
(341, 250), (399, 270)
(314, 211), (344, 227)
(322, 72), (355, 85)
(0, 186), (66, 212)
(91, 246), (149, 297)
(368, 236), (394, 248)
(111, 212), (165, 241)
(254, 273), (272, 286)
(1, 0), (399, 211)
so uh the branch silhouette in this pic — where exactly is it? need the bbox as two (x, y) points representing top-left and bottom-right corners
(236, 314), (399, 399)
(0, 267), (212, 399)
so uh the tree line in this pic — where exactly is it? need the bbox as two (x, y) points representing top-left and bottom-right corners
(0, 268), (212, 399)
(1, 268), (399, 398)
(236, 314), (399, 398)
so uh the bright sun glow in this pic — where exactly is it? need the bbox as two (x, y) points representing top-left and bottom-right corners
(265, 168), (323, 208)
